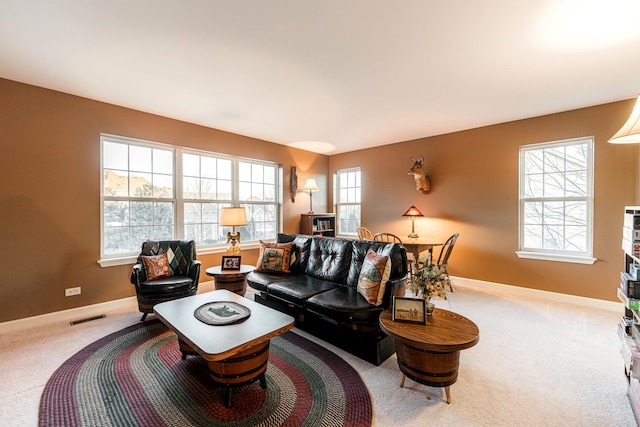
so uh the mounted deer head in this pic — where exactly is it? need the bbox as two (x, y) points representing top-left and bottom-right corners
(408, 155), (431, 194)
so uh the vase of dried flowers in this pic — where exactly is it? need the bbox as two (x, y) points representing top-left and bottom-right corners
(407, 255), (449, 314)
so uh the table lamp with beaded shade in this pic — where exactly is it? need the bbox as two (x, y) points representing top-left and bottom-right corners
(220, 207), (247, 255)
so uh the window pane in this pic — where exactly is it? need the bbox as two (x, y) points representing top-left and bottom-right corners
(218, 180), (232, 200)
(183, 176), (200, 199)
(201, 178), (216, 199)
(130, 201), (153, 225)
(155, 202), (174, 225)
(239, 182), (251, 201)
(201, 156), (217, 178)
(153, 173), (173, 198)
(219, 159), (232, 180)
(130, 172), (153, 197)
(103, 170), (128, 197)
(153, 149), (173, 174)
(130, 145), (152, 172)
(184, 203), (201, 224)
(103, 141), (129, 170)
(565, 171), (586, 197)
(183, 153), (200, 177)
(104, 201), (129, 226)
(523, 202), (542, 224)
(104, 227), (130, 255)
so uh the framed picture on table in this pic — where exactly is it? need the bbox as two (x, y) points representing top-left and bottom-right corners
(392, 297), (426, 324)
(221, 256), (241, 270)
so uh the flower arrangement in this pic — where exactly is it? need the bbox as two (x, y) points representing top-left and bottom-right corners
(407, 255), (450, 301)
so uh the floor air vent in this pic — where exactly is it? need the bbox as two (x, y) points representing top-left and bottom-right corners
(70, 314), (106, 326)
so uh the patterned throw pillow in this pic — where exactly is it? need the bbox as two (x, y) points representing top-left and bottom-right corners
(141, 253), (171, 280)
(357, 249), (391, 306)
(256, 242), (293, 273)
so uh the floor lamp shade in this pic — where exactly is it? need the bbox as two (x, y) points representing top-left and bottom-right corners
(220, 207), (247, 254)
(609, 94), (640, 144)
(302, 178), (319, 213)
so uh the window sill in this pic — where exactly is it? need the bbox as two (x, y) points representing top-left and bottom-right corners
(515, 251), (597, 264)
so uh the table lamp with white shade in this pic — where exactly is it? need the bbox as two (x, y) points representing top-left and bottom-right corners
(220, 207), (247, 255)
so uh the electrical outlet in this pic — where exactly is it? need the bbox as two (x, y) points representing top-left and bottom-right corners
(65, 287), (81, 297)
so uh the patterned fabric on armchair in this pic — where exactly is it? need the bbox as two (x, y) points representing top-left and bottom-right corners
(130, 240), (201, 320)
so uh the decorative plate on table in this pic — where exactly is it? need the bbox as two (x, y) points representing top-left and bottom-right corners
(194, 301), (251, 325)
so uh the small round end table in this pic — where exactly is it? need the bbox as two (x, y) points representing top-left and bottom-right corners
(379, 307), (479, 404)
(205, 265), (255, 296)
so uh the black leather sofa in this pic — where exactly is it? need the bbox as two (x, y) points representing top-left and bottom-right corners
(247, 233), (408, 365)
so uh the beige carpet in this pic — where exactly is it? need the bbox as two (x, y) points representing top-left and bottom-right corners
(0, 284), (636, 426)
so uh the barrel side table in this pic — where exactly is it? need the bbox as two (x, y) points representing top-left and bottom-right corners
(205, 265), (255, 296)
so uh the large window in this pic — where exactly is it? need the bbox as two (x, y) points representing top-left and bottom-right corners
(100, 134), (281, 263)
(517, 137), (595, 264)
(335, 168), (361, 236)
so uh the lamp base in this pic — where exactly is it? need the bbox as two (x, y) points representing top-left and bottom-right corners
(408, 233), (418, 238)
(226, 244), (241, 255)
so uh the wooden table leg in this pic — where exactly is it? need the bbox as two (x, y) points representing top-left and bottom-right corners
(445, 386), (451, 404)
(400, 374), (406, 388)
(225, 388), (233, 408)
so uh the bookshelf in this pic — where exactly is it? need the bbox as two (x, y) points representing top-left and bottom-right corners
(300, 213), (336, 237)
(619, 206), (640, 424)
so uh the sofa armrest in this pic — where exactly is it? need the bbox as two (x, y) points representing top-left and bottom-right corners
(131, 263), (145, 289)
(383, 275), (409, 307)
(189, 260), (202, 289)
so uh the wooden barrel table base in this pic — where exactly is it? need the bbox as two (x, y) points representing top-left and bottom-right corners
(379, 308), (479, 405)
(205, 265), (256, 296)
(179, 338), (271, 407)
(213, 272), (248, 295)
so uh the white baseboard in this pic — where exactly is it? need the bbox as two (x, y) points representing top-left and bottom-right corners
(451, 276), (620, 311)
(0, 296), (138, 334)
(0, 280), (218, 334)
(0, 278), (619, 334)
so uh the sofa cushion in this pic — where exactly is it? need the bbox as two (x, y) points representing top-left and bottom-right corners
(246, 271), (293, 292)
(357, 250), (391, 306)
(267, 275), (340, 306)
(256, 241), (293, 273)
(277, 233), (312, 273)
(139, 275), (193, 294)
(306, 286), (385, 323)
(141, 254), (171, 280)
(305, 237), (352, 284)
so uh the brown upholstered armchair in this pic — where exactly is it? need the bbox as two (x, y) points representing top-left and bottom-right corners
(130, 240), (201, 321)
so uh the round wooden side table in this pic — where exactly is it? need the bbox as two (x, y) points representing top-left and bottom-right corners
(379, 307), (479, 404)
(205, 265), (255, 296)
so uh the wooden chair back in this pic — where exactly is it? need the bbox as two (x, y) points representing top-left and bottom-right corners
(357, 226), (373, 240)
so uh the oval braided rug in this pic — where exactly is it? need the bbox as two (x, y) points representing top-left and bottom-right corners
(39, 320), (372, 426)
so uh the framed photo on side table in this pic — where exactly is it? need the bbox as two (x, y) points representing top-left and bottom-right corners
(221, 256), (241, 270)
(392, 297), (426, 324)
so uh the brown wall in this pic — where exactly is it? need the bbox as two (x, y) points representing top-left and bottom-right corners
(330, 100), (638, 301)
(0, 78), (329, 322)
(1, 77), (637, 323)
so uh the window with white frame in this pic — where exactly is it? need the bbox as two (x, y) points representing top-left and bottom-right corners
(335, 168), (361, 235)
(517, 137), (595, 263)
(101, 134), (281, 261)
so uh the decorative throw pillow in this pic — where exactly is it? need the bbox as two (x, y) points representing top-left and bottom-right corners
(256, 242), (293, 273)
(141, 253), (171, 280)
(357, 249), (391, 306)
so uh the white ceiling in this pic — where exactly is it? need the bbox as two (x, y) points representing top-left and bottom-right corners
(1, 0), (640, 155)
